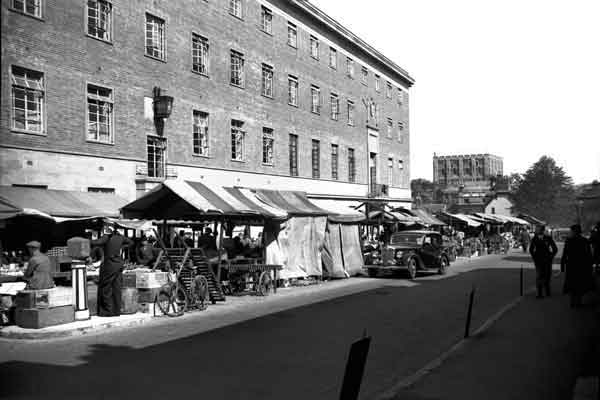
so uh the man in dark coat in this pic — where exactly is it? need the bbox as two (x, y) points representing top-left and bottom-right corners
(91, 225), (134, 317)
(529, 225), (558, 298)
(561, 224), (593, 307)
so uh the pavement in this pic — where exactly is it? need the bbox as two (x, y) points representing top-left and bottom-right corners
(387, 276), (600, 400)
(1, 250), (597, 400)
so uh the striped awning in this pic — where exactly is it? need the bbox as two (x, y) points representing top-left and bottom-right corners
(254, 189), (328, 216)
(309, 199), (366, 223)
(121, 180), (288, 220)
(440, 212), (482, 227)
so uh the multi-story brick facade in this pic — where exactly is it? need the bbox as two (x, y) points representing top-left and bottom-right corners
(1, 0), (414, 207)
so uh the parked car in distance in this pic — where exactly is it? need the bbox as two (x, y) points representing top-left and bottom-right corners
(365, 230), (451, 279)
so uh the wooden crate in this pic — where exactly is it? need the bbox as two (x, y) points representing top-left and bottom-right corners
(15, 305), (74, 329)
(15, 287), (73, 309)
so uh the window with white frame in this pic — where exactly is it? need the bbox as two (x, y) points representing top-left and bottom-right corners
(145, 13), (165, 60)
(87, 0), (112, 41)
(330, 93), (339, 120)
(229, 0), (242, 18)
(398, 159), (404, 171)
(347, 100), (355, 126)
(262, 64), (273, 98)
(311, 140), (320, 179)
(329, 47), (337, 69)
(361, 67), (368, 85)
(331, 144), (338, 180)
(230, 50), (244, 87)
(346, 57), (354, 78)
(231, 119), (245, 161)
(388, 158), (394, 186)
(11, 66), (44, 133)
(289, 134), (298, 176)
(287, 22), (297, 48)
(11, 0), (41, 17)
(348, 148), (356, 183)
(387, 118), (393, 138)
(375, 75), (381, 92)
(398, 121), (404, 142)
(147, 136), (166, 178)
(87, 84), (113, 143)
(310, 35), (319, 59)
(262, 127), (274, 165)
(310, 85), (320, 114)
(192, 34), (209, 75)
(386, 81), (392, 98)
(261, 6), (272, 34)
(288, 75), (298, 106)
(193, 111), (209, 156)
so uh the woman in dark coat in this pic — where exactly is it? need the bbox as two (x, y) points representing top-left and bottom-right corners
(560, 224), (594, 307)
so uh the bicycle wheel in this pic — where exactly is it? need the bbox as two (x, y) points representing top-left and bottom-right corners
(155, 284), (188, 317)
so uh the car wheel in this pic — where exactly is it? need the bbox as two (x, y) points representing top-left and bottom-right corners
(439, 257), (449, 275)
(407, 257), (418, 280)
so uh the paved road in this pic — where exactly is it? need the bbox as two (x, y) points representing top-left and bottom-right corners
(0, 252), (549, 399)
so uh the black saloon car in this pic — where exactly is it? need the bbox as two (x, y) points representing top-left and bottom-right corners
(365, 230), (451, 279)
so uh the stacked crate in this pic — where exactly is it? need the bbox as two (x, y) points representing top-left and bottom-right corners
(14, 287), (74, 329)
(123, 270), (168, 315)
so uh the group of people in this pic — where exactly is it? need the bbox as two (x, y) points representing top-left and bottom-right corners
(529, 223), (600, 307)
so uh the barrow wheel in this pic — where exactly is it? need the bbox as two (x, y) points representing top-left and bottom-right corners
(156, 284), (188, 317)
(191, 275), (209, 310)
(407, 258), (418, 280)
(257, 271), (273, 296)
(438, 257), (449, 275)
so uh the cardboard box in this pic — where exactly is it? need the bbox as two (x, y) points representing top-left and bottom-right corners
(136, 272), (168, 289)
(16, 305), (75, 329)
(15, 287), (73, 309)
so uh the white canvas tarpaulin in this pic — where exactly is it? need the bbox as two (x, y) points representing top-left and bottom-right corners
(265, 216), (327, 279)
(322, 222), (364, 278)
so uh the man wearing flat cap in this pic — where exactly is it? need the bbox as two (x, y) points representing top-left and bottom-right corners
(23, 241), (55, 290)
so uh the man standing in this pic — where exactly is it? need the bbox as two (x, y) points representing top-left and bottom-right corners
(561, 224), (594, 307)
(529, 225), (558, 298)
(91, 224), (133, 317)
(23, 241), (55, 290)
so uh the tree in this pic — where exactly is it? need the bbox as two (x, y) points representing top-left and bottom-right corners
(512, 156), (576, 227)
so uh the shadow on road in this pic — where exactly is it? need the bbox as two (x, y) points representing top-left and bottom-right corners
(0, 268), (591, 400)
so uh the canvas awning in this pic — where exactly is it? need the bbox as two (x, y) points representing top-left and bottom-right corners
(440, 212), (482, 227)
(411, 209), (446, 226)
(309, 199), (366, 223)
(253, 189), (328, 216)
(0, 186), (128, 219)
(121, 180), (288, 220)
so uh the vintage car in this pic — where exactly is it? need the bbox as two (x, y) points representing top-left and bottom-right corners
(365, 230), (451, 279)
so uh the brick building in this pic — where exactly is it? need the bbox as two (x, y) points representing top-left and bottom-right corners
(1, 0), (413, 208)
(432, 153), (504, 212)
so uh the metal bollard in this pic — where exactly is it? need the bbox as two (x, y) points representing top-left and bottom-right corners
(71, 261), (90, 320)
(520, 265), (524, 297)
(339, 332), (372, 400)
(464, 286), (476, 339)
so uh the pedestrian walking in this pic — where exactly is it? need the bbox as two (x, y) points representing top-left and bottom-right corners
(520, 229), (531, 253)
(91, 224), (134, 317)
(529, 225), (558, 298)
(561, 224), (594, 308)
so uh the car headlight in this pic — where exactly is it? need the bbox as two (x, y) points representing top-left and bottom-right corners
(395, 251), (403, 258)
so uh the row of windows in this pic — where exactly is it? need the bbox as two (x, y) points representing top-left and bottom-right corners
(9, 65), (405, 183)
(10, 1), (406, 105)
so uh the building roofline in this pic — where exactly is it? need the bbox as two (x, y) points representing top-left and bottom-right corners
(292, 0), (415, 87)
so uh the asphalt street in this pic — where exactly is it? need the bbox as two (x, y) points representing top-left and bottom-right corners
(0, 252), (558, 399)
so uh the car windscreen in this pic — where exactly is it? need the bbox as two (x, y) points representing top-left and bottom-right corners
(390, 234), (424, 246)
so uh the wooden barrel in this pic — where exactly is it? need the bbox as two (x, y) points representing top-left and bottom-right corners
(121, 287), (138, 314)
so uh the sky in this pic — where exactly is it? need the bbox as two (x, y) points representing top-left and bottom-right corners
(310, 0), (600, 184)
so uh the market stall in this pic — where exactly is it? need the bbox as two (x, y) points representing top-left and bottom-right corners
(309, 199), (366, 279)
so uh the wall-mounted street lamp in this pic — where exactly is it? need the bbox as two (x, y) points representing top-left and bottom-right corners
(153, 87), (174, 136)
